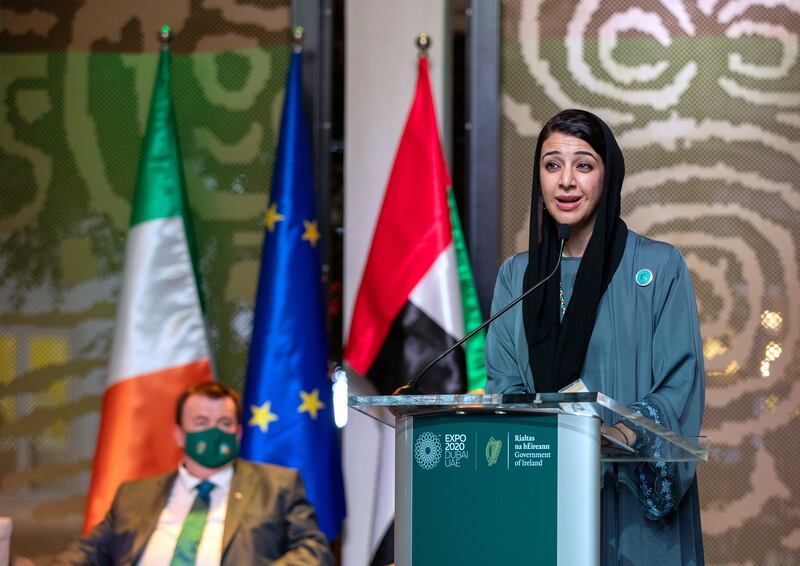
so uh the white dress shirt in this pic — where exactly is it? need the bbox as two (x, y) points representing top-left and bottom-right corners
(138, 465), (233, 566)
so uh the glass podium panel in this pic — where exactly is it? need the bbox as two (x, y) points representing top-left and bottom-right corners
(349, 392), (709, 463)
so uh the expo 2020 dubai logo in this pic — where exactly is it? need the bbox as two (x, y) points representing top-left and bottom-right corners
(414, 432), (442, 470)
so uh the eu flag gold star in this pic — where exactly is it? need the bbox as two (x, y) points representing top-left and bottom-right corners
(264, 202), (284, 232)
(297, 388), (326, 419)
(301, 220), (320, 248)
(248, 401), (279, 432)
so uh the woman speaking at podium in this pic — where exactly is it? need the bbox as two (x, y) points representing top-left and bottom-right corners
(484, 109), (705, 565)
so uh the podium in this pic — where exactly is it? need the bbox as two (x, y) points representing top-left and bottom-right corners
(349, 392), (708, 566)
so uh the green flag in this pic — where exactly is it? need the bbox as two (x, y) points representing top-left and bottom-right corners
(447, 188), (487, 391)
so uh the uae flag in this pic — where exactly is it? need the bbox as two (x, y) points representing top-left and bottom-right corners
(343, 53), (486, 565)
(83, 37), (213, 533)
(345, 54), (485, 396)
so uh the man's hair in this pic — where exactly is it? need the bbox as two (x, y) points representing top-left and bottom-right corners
(175, 382), (243, 426)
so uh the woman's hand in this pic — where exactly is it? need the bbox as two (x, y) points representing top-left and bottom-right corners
(601, 422), (637, 447)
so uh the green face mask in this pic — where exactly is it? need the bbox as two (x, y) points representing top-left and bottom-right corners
(184, 427), (239, 469)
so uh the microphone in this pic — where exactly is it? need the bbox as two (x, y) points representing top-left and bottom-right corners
(394, 224), (571, 395)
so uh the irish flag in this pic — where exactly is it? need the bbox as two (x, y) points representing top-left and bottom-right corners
(83, 37), (213, 533)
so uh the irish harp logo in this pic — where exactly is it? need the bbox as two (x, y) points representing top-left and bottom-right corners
(414, 432), (442, 470)
(485, 436), (502, 466)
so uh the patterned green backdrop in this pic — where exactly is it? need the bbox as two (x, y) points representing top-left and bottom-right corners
(1, 0), (290, 561)
(500, 1), (800, 564)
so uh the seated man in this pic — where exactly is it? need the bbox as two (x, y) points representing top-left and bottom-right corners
(55, 382), (332, 565)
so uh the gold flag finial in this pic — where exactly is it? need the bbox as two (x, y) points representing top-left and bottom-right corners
(415, 32), (432, 53)
(293, 26), (304, 53)
(159, 25), (172, 47)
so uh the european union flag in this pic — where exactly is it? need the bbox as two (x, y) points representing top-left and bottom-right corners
(241, 47), (345, 540)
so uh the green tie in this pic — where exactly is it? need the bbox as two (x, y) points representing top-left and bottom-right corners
(170, 480), (216, 565)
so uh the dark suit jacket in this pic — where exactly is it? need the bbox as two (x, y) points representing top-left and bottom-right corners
(53, 460), (332, 565)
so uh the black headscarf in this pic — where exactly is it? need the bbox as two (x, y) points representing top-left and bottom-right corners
(522, 110), (628, 392)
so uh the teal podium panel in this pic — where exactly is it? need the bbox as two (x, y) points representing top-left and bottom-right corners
(410, 414), (559, 564)
(396, 411), (599, 566)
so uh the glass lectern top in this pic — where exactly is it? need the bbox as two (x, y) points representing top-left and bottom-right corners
(349, 392), (709, 463)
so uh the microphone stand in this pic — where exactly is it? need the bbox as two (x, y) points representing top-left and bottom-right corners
(394, 226), (570, 395)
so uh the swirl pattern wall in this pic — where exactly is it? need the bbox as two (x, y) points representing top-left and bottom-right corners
(501, 1), (800, 563)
